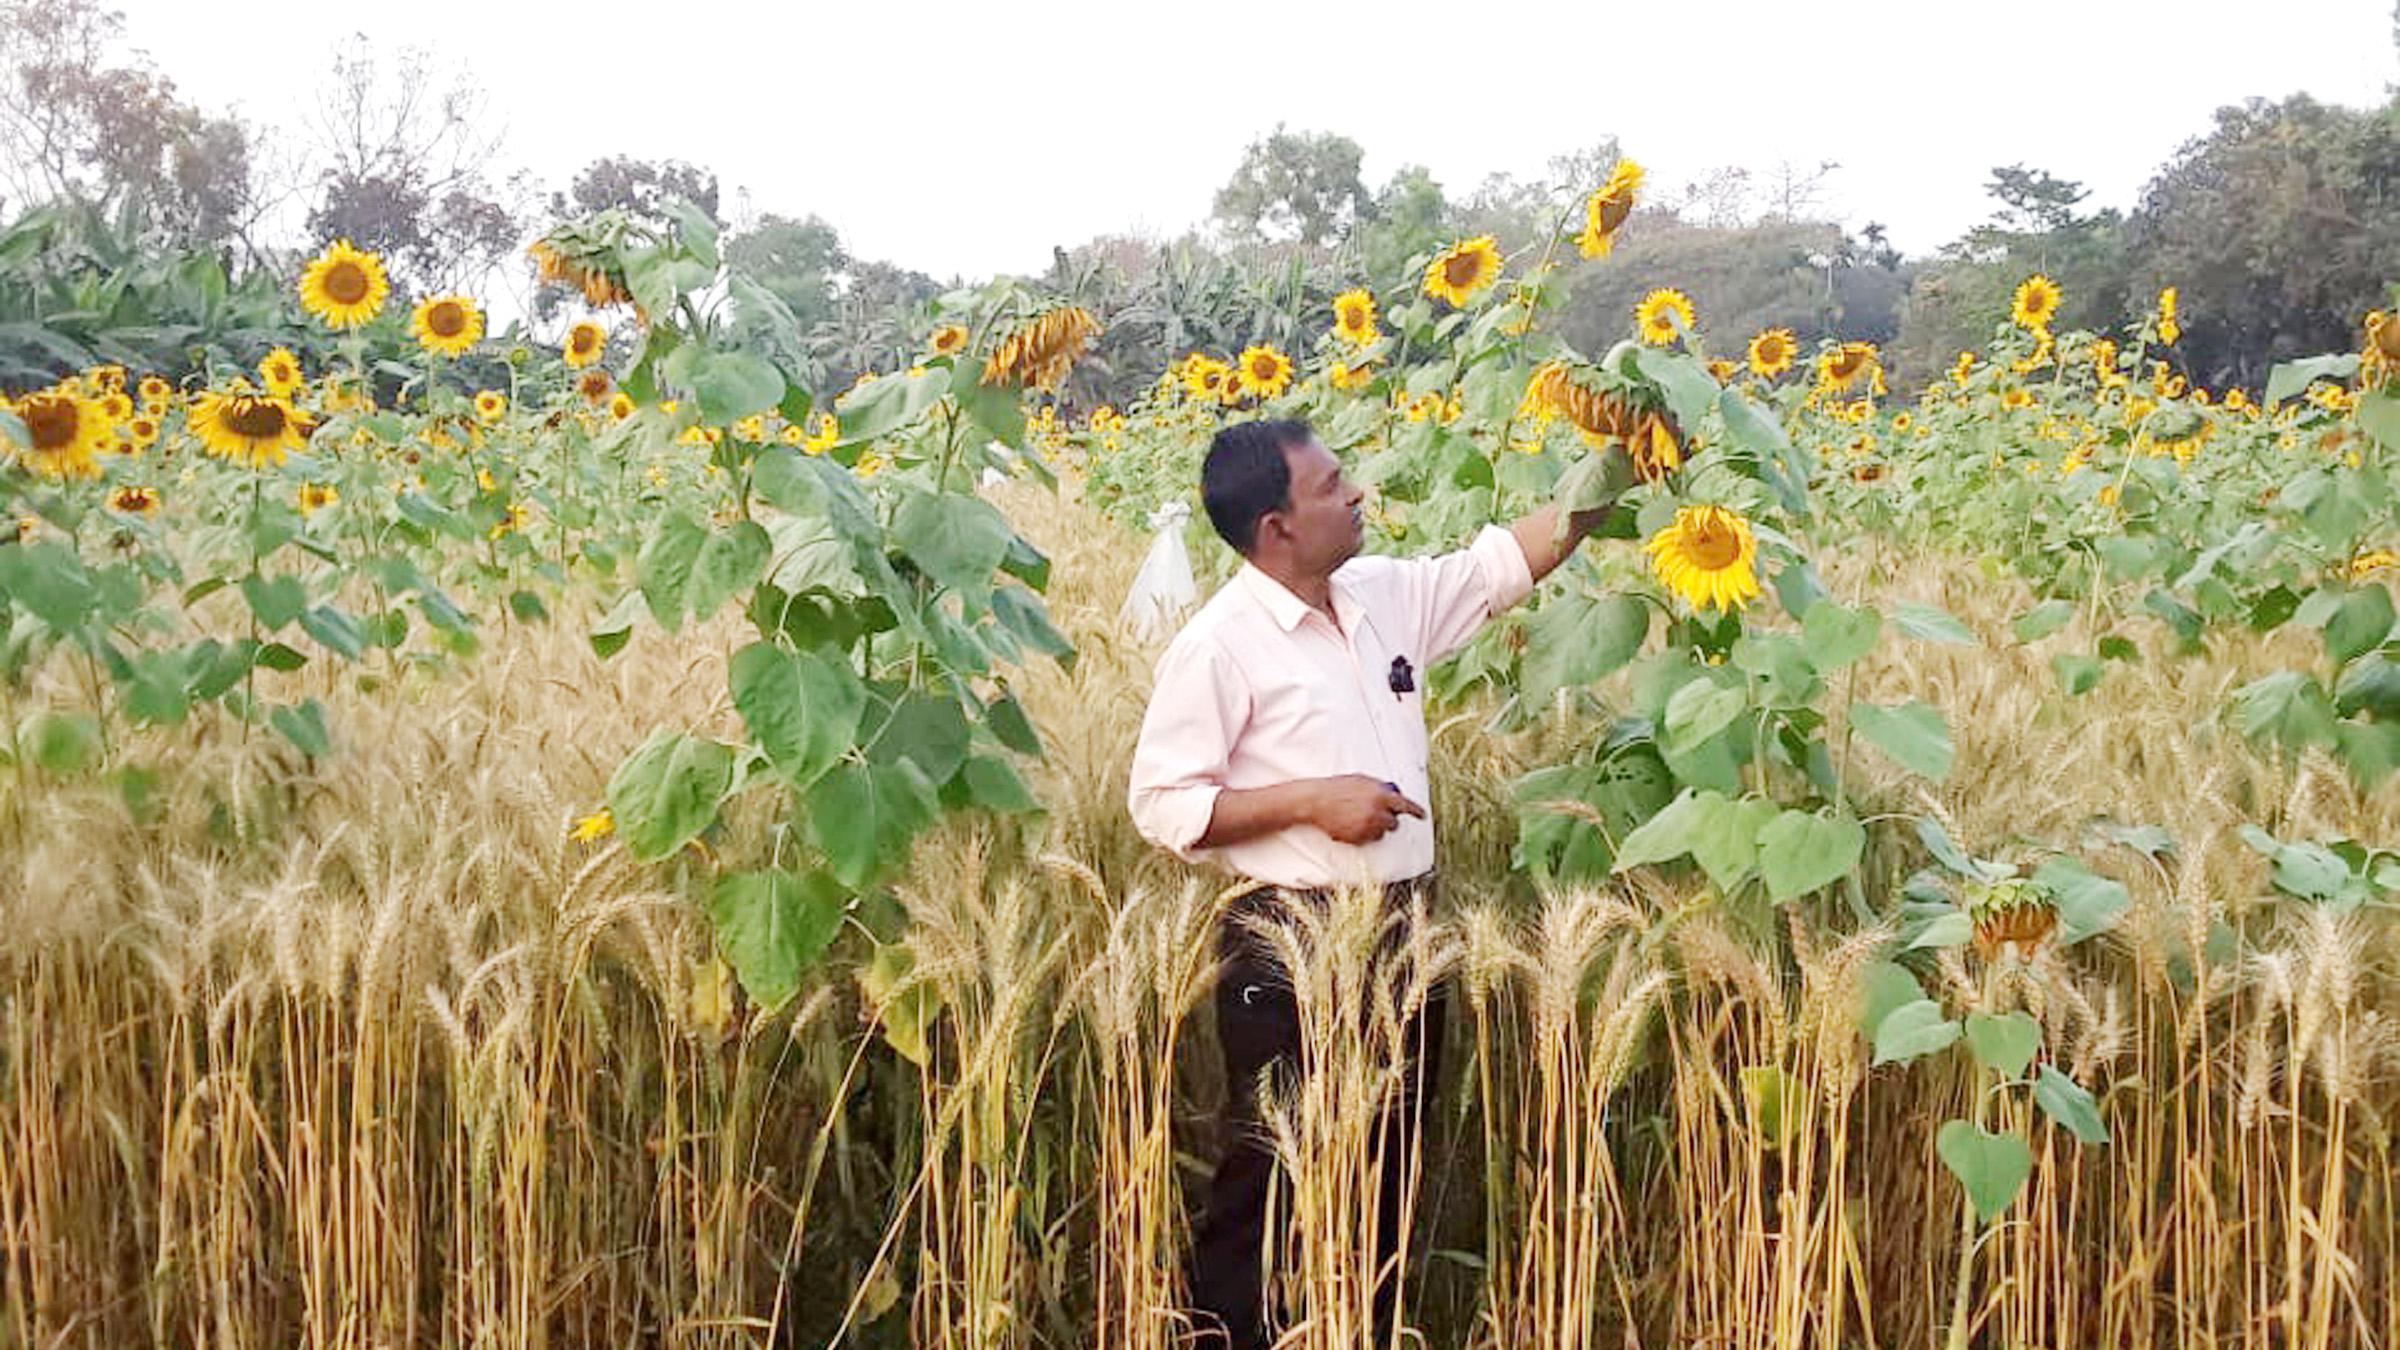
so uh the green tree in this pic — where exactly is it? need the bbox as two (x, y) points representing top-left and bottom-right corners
(727, 212), (845, 332)
(1211, 125), (1370, 247)
(1891, 164), (2127, 387)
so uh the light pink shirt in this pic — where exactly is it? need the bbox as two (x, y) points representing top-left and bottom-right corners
(1127, 526), (1537, 889)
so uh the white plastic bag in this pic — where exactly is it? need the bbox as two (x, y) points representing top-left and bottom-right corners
(1121, 501), (1197, 641)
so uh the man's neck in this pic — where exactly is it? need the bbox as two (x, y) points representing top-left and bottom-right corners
(1252, 554), (1336, 619)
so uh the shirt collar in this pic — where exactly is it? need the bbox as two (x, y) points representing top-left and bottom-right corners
(1236, 561), (1363, 635)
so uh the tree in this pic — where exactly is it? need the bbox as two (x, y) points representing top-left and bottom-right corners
(1211, 125), (1370, 247)
(553, 155), (720, 230)
(1891, 164), (2128, 386)
(1352, 164), (1448, 281)
(727, 211), (845, 331)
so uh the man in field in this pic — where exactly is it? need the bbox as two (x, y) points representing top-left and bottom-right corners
(1127, 418), (1621, 1349)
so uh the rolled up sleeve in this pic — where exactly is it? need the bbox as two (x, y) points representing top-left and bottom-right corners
(1403, 524), (1538, 665)
(1127, 636), (1248, 863)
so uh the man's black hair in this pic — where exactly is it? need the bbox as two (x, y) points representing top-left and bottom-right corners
(1202, 418), (1314, 555)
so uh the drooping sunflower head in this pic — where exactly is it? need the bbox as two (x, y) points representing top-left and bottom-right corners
(1630, 411), (1684, 482)
(1576, 158), (1644, 258)
(1235, 344), (1295, 400)
(1643, 503), (1760, 613)
(1747, 328), (1796, 379)
(1524, 360), (1636, 444)
(1635, 288), (1696, 346)
(1332, 289), (1379, 345)
(258, 347), (306, 398)
(6, 386), (109, 480)
(1816, 341), (1882, 394)
(298, 240), (391, 330)
(190, 387), (310, 468)
(1967, 877), (2058, 956)
(2010, 274), (2062, 331)
(411, 294), (485, 358)
(527, 227), (638, 312)
(1423, 235), (1502, 307)
(928, 323), (969, 357)
(474, 390), (507, 424)
(561, 320), (608, 370)
(980, 306), (1100, 391)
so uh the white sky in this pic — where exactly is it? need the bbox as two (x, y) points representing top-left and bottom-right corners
(111, 0), (2397, 280)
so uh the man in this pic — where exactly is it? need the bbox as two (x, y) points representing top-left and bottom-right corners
(1126, 418), (1620, 1349)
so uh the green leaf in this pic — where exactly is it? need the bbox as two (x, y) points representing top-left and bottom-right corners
(241, 573), (307, 632)
(0, 541), (95, 630)
(1611, 788), (1712, 872)
(1801, 601), (1881, 671)
(2360, 391), (2400, 451)
(871, 693), (971, 786)
(1757, 809), (1865, 903)
(591, 589), (646, 659)
(1662, 676), (1745, 757)
(891, 490), (1014, 594)
(1850, 700), (1955, 781)
(2232, 671), (2337, 758)
(1965, 1011), (2042, 1078)
(1688, 793), (1778, 890)
(730, 642), (866, 785)
(2033, 1065), (2109, 1144)
(985, 693), (1042, 758)
(269, 699), (331, 758)
(2325, 586), (2395, 666)
(2052, 652), (2104, 696)
(2031, 856), (2128, 943)
(1873, 999), (1962, 1066)
(1907, 911), (1974, 950)
(299, 605), (365, 661)
(22, 711), (101, 775)
(1893, 602), (1976, 646)
(2264, 353), (2362, 408)
(836, 367), (947, 445)
(707, 870), (847, 1009)
(806, 760), (940, 889)
(606, 729), (736, 863)
(1520, 590), (1649, 703)
(961, 754), (1039, 813)
(636, 512), (708, 631)
(2012, 599), (2075, 643)
(689, 521), (771, 622)
(1859, 960), (1926, 1038)
(1936, 1120), (2033, 1222)
(2335, 655), (2400, 720)
(690, 349), (787, 425)
(254, 642), (307, 672)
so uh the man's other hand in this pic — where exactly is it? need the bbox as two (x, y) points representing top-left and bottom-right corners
(1310, 774), (1428, 844)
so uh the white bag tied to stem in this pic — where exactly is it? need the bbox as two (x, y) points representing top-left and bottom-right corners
(1121, 501), (1197, 640)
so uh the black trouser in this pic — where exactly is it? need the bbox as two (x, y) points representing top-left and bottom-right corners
(1186, 875), (1446, 1350)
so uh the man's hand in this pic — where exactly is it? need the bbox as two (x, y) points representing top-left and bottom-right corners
(1307, 774), (1428, 844)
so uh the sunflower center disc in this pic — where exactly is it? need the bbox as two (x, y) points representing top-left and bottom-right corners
(224, 398), (288, 438)
(324, 263), (369, 305)
(23, 397), (77, 450)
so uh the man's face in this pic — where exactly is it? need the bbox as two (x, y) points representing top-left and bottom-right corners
(1266, 438), (1365, 574)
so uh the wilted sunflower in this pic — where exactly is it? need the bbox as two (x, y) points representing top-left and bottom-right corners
(296, 483), (340, 514)
(474, 390), (508, 424)
(298, 240), (390, 329)
(1182, 354), (1233, 403)
(107, 485), (160, 515)
(411, 295), (484, 357)
(1235, 344), (1294, 400)
(190, 388), (309, 467)
(1630, 411), (1684, 481)
(528, 227), (637, 311)
(1524, 360), (1635, 442)
(1332, 289), (1379, 345)
(2156, 287), (2181, 345)
(981, 306), (1100, 391)
(1644, 504), (1760, 613)
(561, 320), (608, 370)
(1423, 235), (1502, 307)
(576, 369), (614, 404)
(1635, 288), (1696, 346)
(6, 385), (110, 480)
(258, 347), (306, 398)
(1816, 341), (1883, 395)
(1747, 328), (1796, 379)
(2010, 274), (2062, 330)
(1576, 158), (1643, 258)
(928, 323), (969, 357)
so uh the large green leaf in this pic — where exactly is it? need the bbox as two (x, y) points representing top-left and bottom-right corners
(2031, 856), (2128, 943)
(241, 573), (307, 632)
(2032, 1065), (2110, 1144)
(1801, 601), (1881, 671)
(1520, 590), (1649, 703)
(1893, 602), (1976, 646)
(891, 489), (1014, 594)
(637, 512), (708, 631)
(606, 729), (736, 862)
(688, 521), (771, 622)
(1964, 1011), (2041, 1079)
(690, 349), (786, 425)
(806, 760), (940, 888)
(1873, 999), (1961, 1066)
(1662, 676), (1745, 757)
(1936, 1121), (2033, 1222)
(1850, 700), (1955, 781)
(836, 367), (947, 445)
(2324, 586), (2395, 666)
(1757, 809), (1864, 902)
(729, 642), (866, 785)
(707, 870), (847, 1009)
(1611, 787), (1711, 872)
(2264, 353), (2361, 408)
(871, 693), (971, 786)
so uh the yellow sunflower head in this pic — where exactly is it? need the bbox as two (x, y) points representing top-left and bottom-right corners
(2010, 274), (2062, 331)
(1635, 289), (1696, 346)
(474, 390), (508, 424)
(411, 295), (485, 358)
(1423, 235), (1502, 307)
(1183, 354), (1233, 403)
(1328, 360), (1377, 392)
(928, 323), (970, 357)
(1630, 412), (1684, 482)
(107, 484), (160, 515)
(190, 388), (310, 468)
(1576, 158), (1644, 258)
(138, 375), (172, 405)
(126, 414), (161, 450)
(1332, 289), (1379, 345)
(561, 320), (608, 370)
(1747, 328), (1796, 379)
(2156, 286), (2181, 345)
(258, 347), (306, 398)
(1644, 503), (1761, 613)
(576, 369), (614, 404)
(1235, 344), (1295, 400)
(298, 240), (390, 330)
(297, 483), (340, 514)
(1816, 341), (1882, 394)
(5, 385), (110, 480)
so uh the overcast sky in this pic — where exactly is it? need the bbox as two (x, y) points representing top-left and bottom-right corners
(110, 0), (2397, 281)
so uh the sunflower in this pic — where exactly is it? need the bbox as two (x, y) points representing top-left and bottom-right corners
(1235, 344), (1294, 400)
(2360, 311), (2400, 390)
(2156, 287), (2180, 345)
(576, 369), (614, 404)
(1332, 289), (1379, 345)
(84, 364), (125, 393)
(928, 323), (969, 357)
(298, 240), (390, 329)
(1741, 328), (1795, 380)
(125, 414), (161, 451)
(1630, 412), (1683, 482)
(1708, 358), (1738, 384)
(258, 347), (306, 398)
(562, 320), (608, 370)
(1524, 360), (1637, 443)
(1328, 360), (1377, 392)
(2011, 329), (2054, 375)
(190, 388), (309, 468)
(1852, 461), (1888, 485)
(1423, 235), (1502, 307)
(2002, 387), (2034, 411)
(569, 807), (615, 842)
(609, 391), (636, 421)
(297, 483), (340, 514)
(1182, 354), (1233, 403)
(981, 306), (1100, 391)
(528, 235), (636, 311)
(1632, 288), (1695, 346)
(1816, 341), (1883, 395)
(802, 412), (838, 455)
(409, 294), (484, 358)
(1576, 158), (1644, 258)
(473, 390), (507, 424)
(138, 375), (172, 406)
(2010, 274), (2062, 330)
(6, 385), (110, 480)
(1645, 504), (1760, 613)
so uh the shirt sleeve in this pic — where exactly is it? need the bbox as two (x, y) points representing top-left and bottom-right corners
(1126, 634), (1249, 863)
(1393, 524), (1538, 665)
